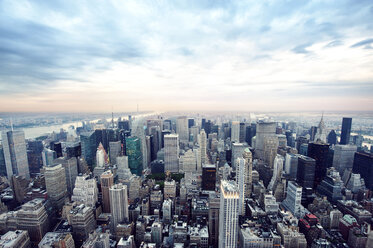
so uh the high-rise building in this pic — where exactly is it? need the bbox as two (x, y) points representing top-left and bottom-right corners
(314, 114), (327, 143)
(117, 156), (132, 180)
(80, 131), (96, 169)
(109, 141), (122, 165)
(179, 149), (197, 173)
(297, 155), (316, 188)
(72, 174), (98, 207)
(96, 142), (108, 167)
(208, 196), (220, 247)
(255, 122), (277, 159)
(26, 140), (43, 176)
(162, 199), (172, 224)
(332, 145), (357, 175)
(39, 232), (75, 248)
(235, 157), (246, 215)
(317, 167), (343, 202)
(53, 157), (78, 196)
(284, 153), (299, 179)
(125, 137), (143, 176)
(199, 129), (207, 165)
(202, 164), (216, 191)
(44, 164), (67, 209)
(243, 148), (253, 197)
(239, 122), (246, 143)
(0, 230), (31, 248)
(1, 130), (30, 179)
(340, 117), (352, 145)
(0, 145), (6, 177)
(109, 183), (129, 228)
(352, 152), (373, 190)
(100, 170), (114, 213)
(219, 180), (239, 248)
(42, 148), (57, 167)
(188, 118), (195, 128)
(164, 134), (179, 173)
(282, 181), (303, 218)
(176, 116), (189, 145)
(68, 204), (96, 246)
(327, 130), (337, 145)
(231, 121), (240, 143)
(308, 142), (330, 188)
(231, 143), (248, 170)
(16, 198), (49, 244)
(264, 136), (279, 168)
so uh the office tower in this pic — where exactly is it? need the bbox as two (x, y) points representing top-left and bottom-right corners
(151, 222), (163, 245)
(68, 204), (96, 246)
(161, 130), (171, 148)
(0, 145), (6, 176)
(117, 156), (132, 180)
(96, 142), (108, 167)
(264, 136), (279, 168)
(162, 199), (172, 224)
(44, 164), (67, 209)
(231, 143), (248, 170)
(317, 167), (343, 202)
(208, 197), (220, 247)
(1, 130), (30, 179)
(39, 232), (75, 248)
(239, 122), (246, 143)
(26, 140), (43, 175)
(332, 145), (357, 174)
(314, 114), (327, 143)
(188, 118), (195, 128)
(110, 184), (129, 228)
(164, 179), (176, 199)
(297, 155), (316, 188)
(310, 126), (318, 141)
(242, 148), (253, 197)
(118, 120), (130, 131)
(66, 142), (81, 159)
(340, 117), (352, 145)
(149, 126), (161, 158)
(109, 141), (122, 165)
(190, 126), (199, 144)
(352, 152), (373, 190)
(0, 230), (31, 248)
(202, 164), (216, 191)
(42, 148), (56, 167)
(100, 170), (114, 213)
(231, 121), (240, 143)
(284, 153), (299, 179)
(285, 130), (295, 147)
(50, 141), (63, 158)
(245, 125), (252, 146)
(327, 130), (337, 145)
(125, 137), (143, 176)
(180, 149), (197, 173)
(201, 118), (206, 129)
(72, 174), (98, 207)
(308, 142), (330, 187)
(219, 180), (239, 248)
(176, 116), (189, 145)
(164, 134), (179, 173)
(255, 122), (277, 159)
(80, 131), (96, 169)
(53, 157), (78, 196)
(282, 181), (303, 218)
(268, 154), (284, 191)
(16, 198), (49, 244)
(199, 129), (207, 165)
(235, 158), (246, 215)
(296, 136), (308, 152)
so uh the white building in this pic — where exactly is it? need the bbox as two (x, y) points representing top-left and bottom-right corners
(198, 130), (207, 165)
(109, 184), (128, 228)
(117, 156), (132, 180)
(176, 116), (189, 145)
(219, 180), (239, 248)
(231, 121), (240, 143)
(72, 174), (98, 207)
(162, 199), (172, 223)
(282, 181), (303, 218)
(232, 143), (248, 170)
(179, 149), (197, 173)
(44, 164), (67, 209)
(268, 154), (284, 191)
(235, 157), (246, 215)
(164, 134), (179, 173)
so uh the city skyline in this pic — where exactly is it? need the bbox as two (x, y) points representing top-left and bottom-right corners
(1, 0), (373, 112)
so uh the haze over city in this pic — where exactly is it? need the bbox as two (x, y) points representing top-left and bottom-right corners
(1, 0), (373, 112)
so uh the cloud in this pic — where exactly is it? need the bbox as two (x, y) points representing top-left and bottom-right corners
(291, 43), (313, 54)
(350, 38), (373, 49)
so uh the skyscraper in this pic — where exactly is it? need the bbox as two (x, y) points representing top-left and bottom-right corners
(164, 134), (179, 173)
(314, 114), (327, 143)
(44, 164), (67, 209)
(297, 155), (316, 188)
(243, 148), (253, 197)
(327, 130), (337, 145)
(282, 181), (303, 218)
(125, 137), (143, 176)
(340, 117), (352, 145)
(100, 170), (114, 213)
(26, 140), (43, 176)
(80, 131), (97, 169)
(231, 121), (240, 143)
(235, 157), (246, 215)
(352, 152), (373, 190)
(239, 122), (246, 143)
(199, 129), (207, 165)
(255, 122), (277, 159)
(202, 164), (216, 191)
(109, 183), (129, 228)
(219, 180), (239, 248)
(72, 174), (98, 207)
(176, 116), (189, 145)
(109, 141), (122, 165)
(1, 130), (30, 179)
(307, 142), (330, 188)
(332, 145), (357, 175)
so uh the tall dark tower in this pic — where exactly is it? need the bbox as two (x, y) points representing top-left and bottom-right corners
(340, 117), (352, 145)
(352, 152), (373, 190)
(307, 142), (330, 188)
(327, 130), (337, 145)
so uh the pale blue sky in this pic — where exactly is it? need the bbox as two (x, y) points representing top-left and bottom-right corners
(0, 0), (373, 112)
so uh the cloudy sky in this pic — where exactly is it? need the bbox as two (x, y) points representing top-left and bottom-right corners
(0, 0), (373, 113)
